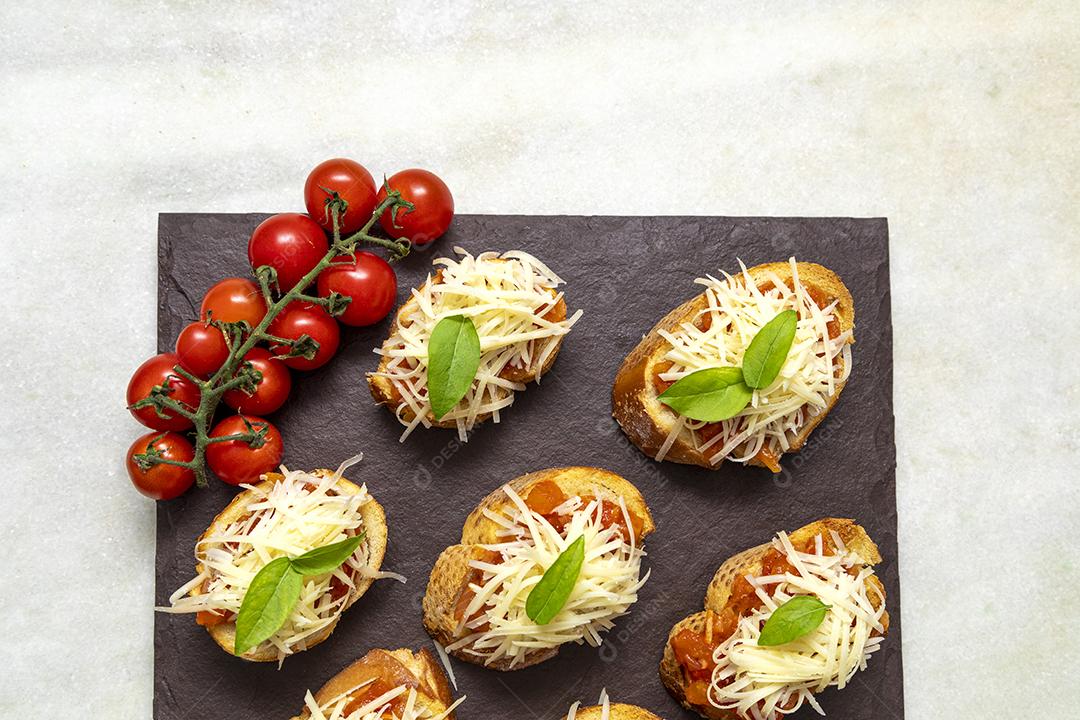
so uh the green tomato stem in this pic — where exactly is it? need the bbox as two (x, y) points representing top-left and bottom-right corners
(135, 189), (413, 489)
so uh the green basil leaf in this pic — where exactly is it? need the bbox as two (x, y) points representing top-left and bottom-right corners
(658, 367), (753, 422)
(288, 533), (366, 576)
(233, 556), (303, 656)
(757, 595), (831, 646)
(741, 309), (798, 389)
(427, 314), (481, 420)
(526, 535), (585, 625)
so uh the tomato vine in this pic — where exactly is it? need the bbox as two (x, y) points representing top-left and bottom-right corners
(128, 188), (413, 487)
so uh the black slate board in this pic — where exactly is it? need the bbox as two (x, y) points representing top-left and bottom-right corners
(155, 214), (902, 720)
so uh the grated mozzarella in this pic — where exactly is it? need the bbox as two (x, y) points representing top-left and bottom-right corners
(159, 457), (401, 663)
(372, 248), (582, 441)
(301, 682), (465, 720)
(432, 640), (457, 691)
(446, 486), (649, 668)
(655, 258), (852, 466)
(707, 531), (886, 720)
(566, 689), (611, 720)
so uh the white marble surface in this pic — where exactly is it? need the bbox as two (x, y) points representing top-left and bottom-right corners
(1, 1), (1077, 717)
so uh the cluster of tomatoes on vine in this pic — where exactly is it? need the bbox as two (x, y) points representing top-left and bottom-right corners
(124, 160), (454, 500)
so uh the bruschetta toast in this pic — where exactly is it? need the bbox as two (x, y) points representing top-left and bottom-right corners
(660, 518), (888, 720)
(161, 457), (401, 662)
(368, 248), (582, 441)
(613, 259), (854, 473)
(291, 647), (463, 720)
(570, 705), (663, 720)
(566, 690), (664, 720)
(422, 467), (655, 670)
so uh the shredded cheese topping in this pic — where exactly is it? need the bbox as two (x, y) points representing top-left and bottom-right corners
(301, 680), (465, 720)
(432, 641), (457, 691)
(566, 688), (611, 720)
(707, 531), (886, 720)
(655, 258), (852, 466)
(372, 248), (582, 441)
(446, 486), (649, 668)
(160, 456), (404, 663)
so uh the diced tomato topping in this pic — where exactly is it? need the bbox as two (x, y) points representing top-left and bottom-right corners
(697, 422), (725, 445)
(653, 360), (675, 393)
(671, 628), (718, 680)
(805, 285), (829, 310)
(684, 680), (712, 707)
(329, 574), (351, 603)
(453, 549), (501, 622)
(338, 651), (422, 717)
(343, 679), (408, 716)
(525, 480), (567, 516)
(196, 610), (230, 627)
(539, 297), (566, 322)
(525, 483), (644, 540)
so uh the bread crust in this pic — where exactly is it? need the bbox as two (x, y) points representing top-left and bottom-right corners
(571, 703), (665, 719)
(612, 261), (854, 471)
(291, 647), (457, 720)
(422, 467), (655, 671)
(658, 518), (887, 719)
(368, 268), (569, 429)
(192, 470), (388, 662)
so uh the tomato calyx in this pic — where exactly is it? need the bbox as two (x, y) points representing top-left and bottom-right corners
(319, 290), (353, 317)
(322, 180), (412, 261)
(127, 375), (199, 423)
(379, 176), (417, 232)
(318, 186), (349, 227)
(130, 432), (183, 471)
(272, 332), (320, 362)
(206, 416), (273, 451)
(223, 359), (265, 397)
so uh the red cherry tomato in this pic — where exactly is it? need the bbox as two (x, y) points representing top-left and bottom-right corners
(126, 431), (196, 500)
(376, 169), (454, 246)
(317, 252), (397, 327)
(268, 301), (341, 371)
(200, 278), (267, 327)
(126, 352), (201, 431)
(222, 347), (291, 414)
(305, 158), (378, 235)
(175, 321), (230, 379)
(206, 415), (284, 486)
(248, 213), (329, 292)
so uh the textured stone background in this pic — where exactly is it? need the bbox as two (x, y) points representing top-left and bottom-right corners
(154, 214), (901, 719)
(0, 1), (1076, 718)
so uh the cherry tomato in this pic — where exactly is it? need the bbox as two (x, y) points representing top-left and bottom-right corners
(317, 252), (397, 327)
(268, 301), (341, 371)
(175, 321), (230, 379)
(126, 352), (201, 431)
(200, 278), (267, 327)
(126, 431), (196, 500)
(222, 347), (291, 415)
(305, 158), (378, 235)
(248, 213), (329, 292)
(376, 169), (454, 246)
(206, 415), (284, 486)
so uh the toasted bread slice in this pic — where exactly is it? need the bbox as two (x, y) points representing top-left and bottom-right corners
(190, 470), (387, 662)
(659, 518), (887, 719)
(291, 647), (458, 720)
(570, 703), (665, 719)
(368, 272), (568, 430)
(612, 261), (854, 472)
(368, 250), (580, 440)
(423, 467), (655, 671)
